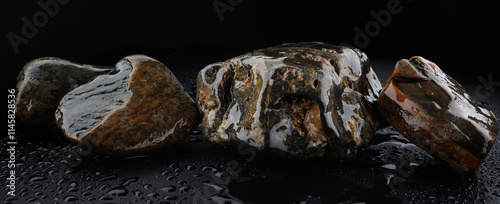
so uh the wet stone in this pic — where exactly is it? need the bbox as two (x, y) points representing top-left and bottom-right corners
(55, 55), (200, 155)
(378, 56), (499, 176)
(196, 42), (382, 158)
(15, 57), (113, 127)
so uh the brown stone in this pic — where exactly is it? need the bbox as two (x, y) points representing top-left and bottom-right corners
(197, 42), (382, 158)
(55, 55), (200, 155)
(378, 56), (499, 176)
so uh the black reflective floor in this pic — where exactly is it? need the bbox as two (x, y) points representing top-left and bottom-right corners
(2, 48), (499, 203)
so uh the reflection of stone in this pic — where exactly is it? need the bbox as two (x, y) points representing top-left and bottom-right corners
(197, 42), (382, 158)
(15, 57), (113, 127)
(378, 56), (499, 176)
(55, 55), (200, 155)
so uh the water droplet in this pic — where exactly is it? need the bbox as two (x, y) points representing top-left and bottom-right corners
(166, 176), (176, 181)
(4, 196), (18, 202)
(63, 195), (79, 202)
(85, 185), (94, 191)
(32, 184), (42, 190)
(107, 186), (128, 196)
(168, 163), (177, 169)
(186, 165), (196, 171)
(67, 187), (78, 192)
(161, 171), (171, 176)
(29, 176), (47, 182)
(121, 177), (138, 186)
(99, 196), (113, 201)
(147, 192), (159, 198)
(202, 166), (217, 172)
(69, 181), (78, 188)
(159, 186), (176, 193)
(143, 184), (152, 190)
(177, 179), (187, 185)
(179, 186), (192, 192)
(26, 197), (37, 202)
(97, 175), (118, 183)
(164, 195), (178, 201)
(133, 190), (143, 197)
(99, 184), (110, 191)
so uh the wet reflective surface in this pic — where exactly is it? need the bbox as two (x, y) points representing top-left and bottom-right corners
(197, 42), (382, 159)
(378, 56), (499, 176)
(55, 55), (200, 155)
(2, 124), (499, 203)
(3, 48), (499, 203)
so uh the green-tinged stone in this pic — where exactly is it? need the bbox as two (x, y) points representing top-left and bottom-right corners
(15, 57), (113, 127)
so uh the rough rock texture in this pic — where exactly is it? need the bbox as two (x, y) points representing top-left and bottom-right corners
(378, 56), (499, 176)
(55, 55), (200, 155)
(197, 42), (382, 158)
(15, 57), (113, 127)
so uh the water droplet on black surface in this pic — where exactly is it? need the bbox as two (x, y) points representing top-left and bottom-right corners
(166, 176), (176, 181)
(97, 175), (118, 183)
(69, 181), (78, 188)
(107, 186), (129, 196)
(132, 190), (143, 197)
(99, 184), (110, 191)
(186, 165), (196, 171)
(147, 192), (159, 198)
(159, 186), (177, 193)
(177, 179), (187, 185)
(143, 184), (152, 190)
(121, 177), (138, 186)
(29, 176), (47, 182)
(67, 187), (78, 192)
(179, 186), (192, 192)
(202, 166), (218, 172)
(164, 195), (178, 201)
(63, 195), (79, 202)
(99, 195), (113, 201)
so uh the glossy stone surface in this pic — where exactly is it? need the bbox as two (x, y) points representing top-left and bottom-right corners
(55, 55), (200, 155)
(197, 42), (382, 158)
(378, 56), (499, 176)
(15, 57), (113, 127)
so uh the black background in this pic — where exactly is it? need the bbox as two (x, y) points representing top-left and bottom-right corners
(2, 0), (498, 88)
(1, 1), (500, 203)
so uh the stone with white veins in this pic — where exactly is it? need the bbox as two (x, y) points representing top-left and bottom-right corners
(197, 42), (382, 158)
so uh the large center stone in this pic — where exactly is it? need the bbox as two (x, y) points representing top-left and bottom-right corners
(196, 42), (382, 158)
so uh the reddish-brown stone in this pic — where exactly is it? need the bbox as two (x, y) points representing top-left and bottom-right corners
(55, 55), (200, 155)
(378, 56), (499, 176)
